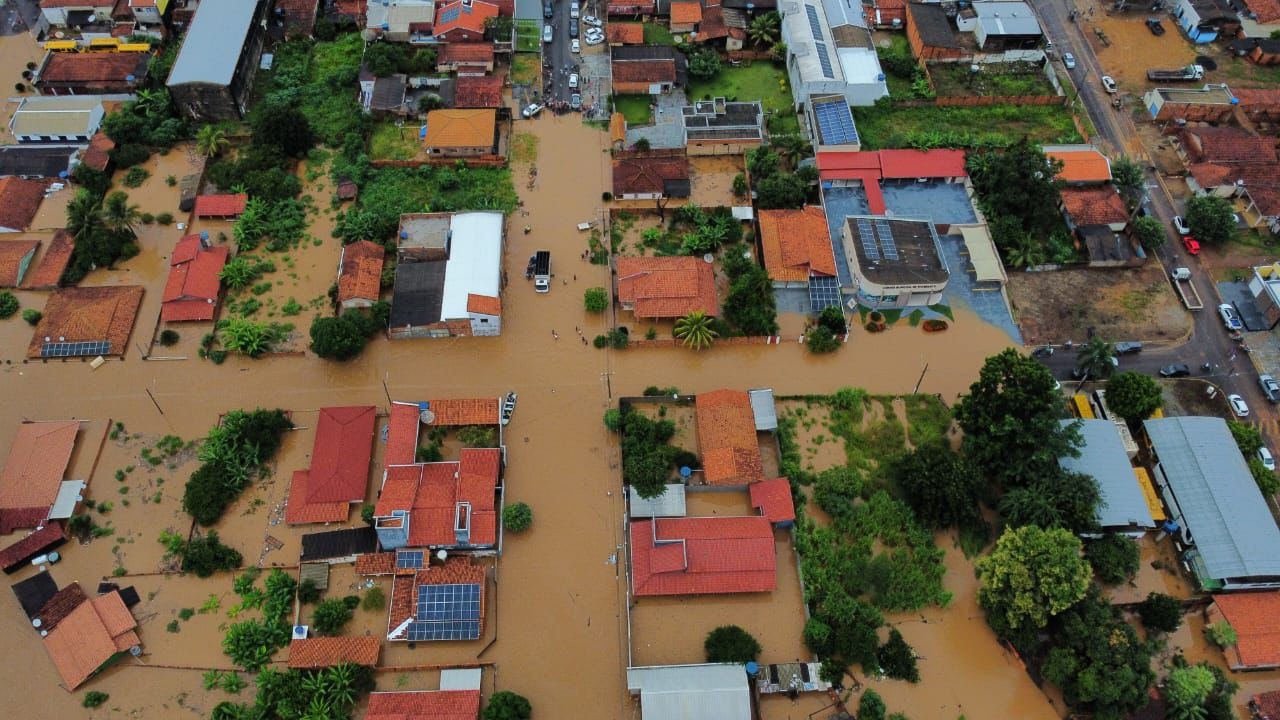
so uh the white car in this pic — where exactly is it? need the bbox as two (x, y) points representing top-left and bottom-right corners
(543, 24), (553, 42)
(1172, 215), (1191, 235)
(571, 38), (580, 53)
(568, 73), (579, 88)
(584, 33), (605, 45)
(1229, 393), (1250, 417)
(583, 15), (602, 27)
(1260, 446), (1276, 471)
(1218, 303), (1244, 332)
(1101, 75), (1118, 93)
(570, 1), (579, 18)
(521, 103), (544, 118)
(1063, 52), (1076, 69)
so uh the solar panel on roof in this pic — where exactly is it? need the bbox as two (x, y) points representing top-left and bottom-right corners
(875, 219), (899, 260)
(40, 341), (110, 358)
(410, 583), (482, 641)
(407, 619), (481, 641)
(395, 550), (424, 569)
(814, 101), (858, 146)
(815, 42), (835, 79)
(808, 275), (842, 312)
(805, 4), (823, 41)
(856, 218), (879, 261)
(439, 6), (461, 23)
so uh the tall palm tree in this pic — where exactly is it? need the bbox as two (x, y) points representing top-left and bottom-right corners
(1076, 337), (1116, 380)
(65, 189), (104, 244)
(748, 11), (781, 47)
(674, 310), (718, 350)
(772, 134), (811, 168)
(196, 124), (228, 158)
(101, 191), (140, 238)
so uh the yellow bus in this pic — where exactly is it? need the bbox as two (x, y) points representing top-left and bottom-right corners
(88, 38), (120, 50)
(43, 40), (80, 52)
(116, 43), (153, 53)
(1071, 394), (1095, 419)
(1133, 467), (1166, 523)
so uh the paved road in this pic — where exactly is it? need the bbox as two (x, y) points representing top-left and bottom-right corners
(542, 0), (582, 103)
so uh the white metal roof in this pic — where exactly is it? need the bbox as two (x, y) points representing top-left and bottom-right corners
(440, 667), (483, 690)
(1059, 420), (1154, 531)
(10, 97), (103, 137)
(628, 485), (687, 518)
(167, 0), (259, 87)
(974, 1), (1042, 36)
(749, 388), (777, 431)
(47, 480), (86, 520)
(836, 47), (883, 86)
(626, 664), (751, 720)
(440, 211), (503, 320)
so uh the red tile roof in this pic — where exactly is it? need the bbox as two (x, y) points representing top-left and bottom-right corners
(80, 130), (115, 172)
(1061, 187), (1129, 227)
(1046, 148), (1112, 184)
(466, 293), (501, 316)
(1244, 0), (1280, 21)
(42, 0), (113, 6)
(670, 0), (702, 24)
(22, 230), (73, 290)
(39, 52), (147, 85)
(287, 636), (381, 669)
(758, 206), (836, 283)
(0, 177), (47, 232)
(0, 238), (39, 287)
(161, 237), (229, 322)
(438, 42), (495, 65)
(37, 581), (87, 631)
(453, 75), (504, 109)
(878, 149), (968, 179)
(750, 477), (795, 524)
(285, 470), (349, 525)
(338, 240), (385, 306)
(367, 690), (482, 720)
(612, 58), (676, 84)
(387, 402), (423, 466)
(275, 0), (320, 37)
(27, 285), (144, 359)
(616, 256), (717, 319)
(0, 421), (79, 533)
(193, 193), (248, 218)
(607, 22), (644, 44)
(612, 156), (690, 196)
(695, 389), (763, 485)
(43, 589), (138, 689)
(0, 520), (65, 572)
(630, 517), (776, 596)
(1212, 592), (1280, 669)
(434, 0), (498, 35)
(374, 449), (500, 548)
(1180, 127), (1277, 164)
(426, 398), (500, 426)
(354, 551), (417, 576)
(308, 406), (377, 503)
(1254, 690), (1280, 720)
(386, 558), (487, 639)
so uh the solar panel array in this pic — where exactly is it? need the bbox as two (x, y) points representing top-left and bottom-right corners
(407, 583), (482, 641)
(874, 219), (899, 260)
(808, 275), (842, 312)
(815, 42), (835, 79)
(856, 218), (879, 261)
(395, 549), (425, 569)
(439, 6), (461, 24)
(814, 101), (858, 145)
(40, 341), (110, 358)
(805, 5), (823, 40)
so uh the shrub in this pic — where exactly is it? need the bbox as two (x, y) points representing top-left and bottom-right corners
(584, 286), (608, 312)
(858, 689), (887, 720)
(877, 629), (920, 682)
(83, 691), (109, 708)
(362, 586), (386, 611)
(805, 324), (840, 354)
(1206, 621), (1237, 649)
(141, 212), (155, 224)
(159, 329), (180, 346)
(503, 502), (533, 532)
(0, 291), (18, 319)
(179, 531), (243, 577)
(1084, 535), (1140, 585)
(122, 166), (150, 188)
(482, 691), (532, 720)
(1137, 592), (1182, 633)
(21, 308), (41, 325)
(312, 598), (354, 635)
(704, 625), (761, 663)
(156, 212), (174, 225)
(603, 408), (622, 431)
(297, 579), (321, 604)
(457, 425), (497, 447)
(310, 304), (388, 361)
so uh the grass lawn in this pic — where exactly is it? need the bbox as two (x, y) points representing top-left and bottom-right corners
(614, 94), (652, 125)
(512, 54), (540, 85)
(369, 121), (420, 161)
(687, 62), (792, 114)
(644, 23), (678, 45)
(929, 62), (1056, 98)
(515, 19), (541, 53)
(852, 103), (1082, 150)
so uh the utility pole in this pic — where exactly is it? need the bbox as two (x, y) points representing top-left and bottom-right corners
(913, 363), (929, 395)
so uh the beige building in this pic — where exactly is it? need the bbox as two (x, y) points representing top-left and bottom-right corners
(840, 215), (949, 308)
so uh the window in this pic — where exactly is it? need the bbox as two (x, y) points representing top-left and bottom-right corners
(480, 318), (489, 323)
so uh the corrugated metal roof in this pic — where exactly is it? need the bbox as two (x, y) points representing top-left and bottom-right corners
(167, 0), (260, 87)
(626, 664), (752, 720)
(1059, 420), (1154, 530)
(748, 389), (777, 431)
(47, 480), (85, 520)
(1145, 417), (1280, 582)
(439, 667), (483, 690)
(628, 484), (686, 518)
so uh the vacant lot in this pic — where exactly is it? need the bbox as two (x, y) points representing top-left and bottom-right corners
(929, 62), (1057, 98)
(852, 102), (1081, 150)
(1007, 264), (1191, 344)
(687, 62), (792, 114)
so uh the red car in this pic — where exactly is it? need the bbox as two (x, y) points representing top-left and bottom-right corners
(1182, 236), (1201, 255)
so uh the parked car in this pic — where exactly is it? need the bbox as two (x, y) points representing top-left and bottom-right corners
(569, 18), (579, 37)
(1218, 303), (1244, 331)
(543, 0), (553, 17)
(1063, 52), (1076, 69)
(543, 24), (553, 42)
(1101, 75), (1118, 93)
(585, 33), (605, 45)
(571, 38), (580, 53)
(1229, 393), (1250, 417)
(1146, 17), (1166, 35)
(1172, 215), (1191, 234)
(583, 14), (602, 27)
(585, 28), (604, 41)
(1114, 341), (1143, 354)
(570, 93), (582, 109)
(521, 103), (544, 118)
(1260, 446), (1276, 471)
(1182, 236), (1200, 255)
(570, 1), (579, 18)
(1261, 373), (1280, 402)
(568, 72), (579, 88)
(1159, 364), (1191, 378)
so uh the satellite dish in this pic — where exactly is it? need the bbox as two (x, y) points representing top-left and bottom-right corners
(129, 645), (142, 656)
(702, 253), (714, 263)
(436, 549), (448, 561)
(419, 409), (435, 424)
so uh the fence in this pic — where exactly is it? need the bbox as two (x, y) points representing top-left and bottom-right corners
(370, 155), (508, 169)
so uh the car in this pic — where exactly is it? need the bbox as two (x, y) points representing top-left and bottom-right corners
(585, 28), (604, 41)
(1146, 17), (1166, 35)
(1218, 303), (1244, 331)
(570, 1), (579, 18)
(521, 103), (544, 118)
(1159, 364), (1191, 378)
(543, 24), (553, 42)
(543, 0), (552, 18)
(571, 38), (580, 53)
(1062, 52), (1076, 69)
(568, 73), (579, 88)
(1261, 374), (1280, 402)
(1173, 215), (1191, 234)
(1260, 446), (1276, 471)
(585, 33), (605, 45)
(1182, 235), (1200, 255)
(1101, 75), (1118, 93)
(583, 14), (602, 27)
(1229, 393), (1250, 417)
(570, 93), (582, 109)
(1114, 341), (1143, 354)
(569, 18), (579, 37)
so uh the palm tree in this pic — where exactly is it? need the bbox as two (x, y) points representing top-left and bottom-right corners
(1004, 234), (1045, 270)
(133, 89), (170, 119)
(772, 134), (811, 168)
(674, 310), (718, 350)
(196, 124), (229, 158)
(748, 12), (781, 47)
(1076, 337), (1116, 380)
(65, 189), (104, 244)
(101, 191), (140, 238)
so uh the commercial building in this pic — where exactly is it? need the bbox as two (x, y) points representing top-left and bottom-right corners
(1058, 420), (1156, 535)
(8, 96), (106, 144)
(626, 664), (752, 720)
(958, 1), (1043, 51)
(780, 0), (888, 110)
(166, 0), (270, 121)
(388, 211), (503, 339)
(839, 215), (949, 308)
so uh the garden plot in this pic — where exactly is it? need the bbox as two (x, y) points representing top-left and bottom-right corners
(928, 62), (1058, 98)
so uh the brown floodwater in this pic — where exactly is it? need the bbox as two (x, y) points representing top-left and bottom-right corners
(0, 112), (1024, 718)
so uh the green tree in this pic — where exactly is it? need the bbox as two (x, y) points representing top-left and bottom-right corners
(219, 318), (277, 357)
(721, 246), (778, 336)
(805, 324), (839, 353)
(704, 625), (762, 663)
(1131, 215), (1166, 249)
(687, 47), (721, 79)
(1137, 592), (1182, 633)
(83, 691), (109, 708)
(1206, 621), (1236, 649)
(857, 689), (886, 720)
(364, 42), (407, 77)
(1042, 588), (1155, 718)
(310, 314), (370, 361)
(1105, 371), (1163, 425)
(1250, 457), (1279, 496)
(482, 691), (532, 720)
(196, 124), (229, 158)
(889, 444), (984, 530)
(502, 502), (533, 532)
(877, 628), (919, 683)
(250, 102), (315, 157)
(1003, 231), (1047, 270)
(748, 10), (781, 46)
(312, 598), (354, 635)
(583, 287), (608, 312)
(674, 310), (718, 350)
(180, 530), (243, 577)
(998, 469), (1099, 534)
(771, 133), (811, 168)
(297, 579), (321, 604)
(966, 139), (1064, 234)
(1166, 665), (1216, 720)
(977, 526), (1090, 639)
(1083, 534), (1140, 585)
(0, 291), (18, 319)
(755, 173), (808, 209)
(1186, 194), (1236, 246)
(1111, 156), (1145, 202)
(1228, 419), (1264, 457)
(603, 408), (622, 431)
(1076, 337), (1116, 380)
(101, 191), (141, 238)
(22, 308), (41, 325)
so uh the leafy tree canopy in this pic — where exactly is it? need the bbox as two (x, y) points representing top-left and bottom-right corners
(704, 625), (762, 663)
(1186, 194), (1236, 246)
(482, 691), (532, 720)
(977, 525), (1090, 639)
(1105, 372), (1163, 425)
(890, 444), (984, 530)
(1083, 534), (1140, 585)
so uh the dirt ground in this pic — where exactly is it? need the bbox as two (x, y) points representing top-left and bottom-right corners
(688, 155), (745, 208)
(1079, 1), (1198, 91)
(1160, 377), (1236, 419)
(1007, 264), (1191, 345)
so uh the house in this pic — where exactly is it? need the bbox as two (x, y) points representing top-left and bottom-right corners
(437, 43), (495, 74)
(161, 235), (229, 322)
(8, 96), (106, 144)
(1205, 592), (1280, 670)
(627, 664), (752, 720)
(1232, 87), (1280, 123)
(1145, 416), (1280, 590)
(359, 68), (408, 114)
(193, 193), (249, 219)
(1061, 187), (1129, 233)
(383, 557), (487, 641)
(0, 420), (79, 535)
(38, 0), (115, 28)
(694, 389), (765, 486)
(1173, 0), (1239, 42)
(0, 177), (48, 233)
(34, 51), (148, 96)
(388, 211), (503, 338)
(1178, 126), (1277, 165)
(611, 45), (688, 95)
(41, 588), (140, 689)
(688, 2), (748, 51)
(372, 449), (501, 551)
(367, 0), (437, 43)
(607, 22), (645, 45)
(1043, 144), (1113, 185)
(0, 146), (77, 178)
(382, 397), (500, 459)
(749, 477), (795, 527)
(337, 240), (385, 309)
(609, 0), (655, 14)
(274, 0), (321, 37)
(816, 149), (968, 215)
(839, 215), (949, 308)
(26, 285), (145, 360)
(79, 130), (114, 172)
(670, 1), (702, 32)
(680, 98), (764, 155)
(956, 1), (1043, 51)
(612, 154), (691, 199)
(629, 516), (776, 595)
(758, 206), (837, 288)
(806, 94), (860, 150)
(423, 108), (497, 156)
(21, 230), (74, 289)
(780, 0), (888, 111)
(0, 239), (40, 288)
(128, 0), (167, 27)
(1248, 262), (1280, 329)
(1253, 690), (1280, 719)
(285, 406), (377, 525)
(1229, 36), (1280, 65)
(1144, 84), (1237, 123)
(0, 522), (67, 573)
(286, 637), (381, 669)
(453, 75), (504, 108)
(366, 689), (481, 720)
(167, 0), (270, 121)
(615, 256), (717, 319)
(433, 0), (498, 42)
(610, 112), (627, 150)
(905, 2), (970, 61)
(1059, 420), (1155, 534)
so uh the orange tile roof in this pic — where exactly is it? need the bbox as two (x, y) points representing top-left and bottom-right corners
(609, 112), (627, 145)
(287, 636), (381, 669)
(1254, 690), (1280, 719)
(1245, 0), (1280, 21)
(42, 590), (137, 689)
(695, 389), (763, 485)
(630, 517), (776, 596)
(757, 206), (835, 283)
(26, 285), (144, 359)
(80, 130), (114, 172)
(453, 75), (504, 108)
(1060, 187), (1128, 228)
(465, 293), (501, 316)
(438, 43), (495, 65)
(1046, 149), (1112, 184)
(354, 551), (418, 576)
(387, 401), (423, 466)
(0, 177), (46, 232)
(367, 690), (482, 720)
(607, 22), (644, 44)
(423, 109), (496, 149)
(1212, 592), (1280, 669)
(425, 397), (499, 426)
(612, 155), (689, 195)
(0, 421), (79, 530)
(1180, 126), (1277, 165)
(193, 193), (248, 218)
(750, 477), (795, 524)
(670, 0), (702, 24)
(22, 230), (73, 289)
(374, 450), (500, 548)
(434, 0), (499, 35)
(615, 256), (717, 319)
(337, 240), (385, 305)
(39, 52), (147, 85)
(285, 470), (350, 525)
(0, 238), (38, 287)
(161, 237), (229, 322)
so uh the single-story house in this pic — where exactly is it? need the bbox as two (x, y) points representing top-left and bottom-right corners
(905, 2), (970, 62)
(1249, 262), (1280, 329)
(1043, 144), (1113, 185)
(1059, 420), (1155, 534)
(0, 146), (77, 178)
(0, 177), (48, 232)
(612, 154), (691, 200)
(35, 51), (149, 96)
(750, 477), (796, 528)
(383, 558), (488, 642)
(21, 230), (73, 289)
(629, 516), (776, 595)
(423, 108), (498, 156)
(129, 0), (166, 26)
(437, 43), (496, 74)
(0, 420), (80, 534)
(687, 3), (748, 51)
(380, 398), (500, 467)
(161, 235), (229, 323)
(434, 0), (499, 42)
(41, 587), (140, 689)
(607, 22), (645, 45)
(366, 688), (482, 719)
(1144, 85), (1238, 123)
(359, 69), (408, 114)
(0, 238), (40, 288)
(757, 205), (837, 288)
(670, 1), (702, 32)
(388, 211), (503, 338)
(1178, 126), (1277, 165)
(1060, 186), (1129, 233)
(274, 0), (321, 38)
(956, 1), (1043, 51)
(626, 664), (752, 720)
(286, 637), (381, 669)
(79, 130), (114, 172)
(695, 389), (765, 486)
(453, 75), (504, 108)
(8, 96), (106, 144)
(10, 571), (58, 616)
(167, 0), (270, 121)
(615, 255), (717, 319)
(611, 45), (687, 95)
(337, 240), (386, 309)
(38, 0), (115, 27)
(367, 0), (436, 42)
(27, 285), (145, 360)
(0, 522), (67, 574)
(1173, 0), (1240, 42)
(1078, 225), (1140, 267)
(680, 98), (764, 155)
(1229, 36), (1280, 66)
(299, 526), (379, 564)
(285, 406), (377, 525)
(1204, 592), (1280, 670)
(193, 193), (249, 219)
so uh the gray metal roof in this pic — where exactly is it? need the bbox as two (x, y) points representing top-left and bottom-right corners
(1059, 420), (1154, 530)
(749, 388), (777, 431)
(1145, 416), (1280, 581)
(167, 0), (260, 87)
(626, 664), (751, 720)
(628, 484), (686, 518)
(974, 1), (1042, 36)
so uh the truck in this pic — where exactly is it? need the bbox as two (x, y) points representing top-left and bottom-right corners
(533, 250), (551, 293)
(1171, 267), (1203, 310)
(1147, 64), (1205, 82)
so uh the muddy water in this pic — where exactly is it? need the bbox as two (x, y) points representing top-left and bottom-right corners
(0, 32), (47, 147)
(1167, 611), (1280, 717)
